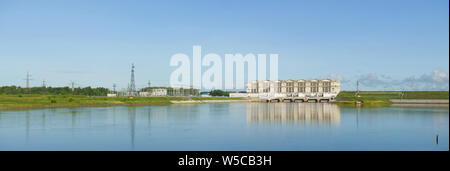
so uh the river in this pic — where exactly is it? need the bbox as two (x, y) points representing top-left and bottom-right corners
(0, 103), (448, 150)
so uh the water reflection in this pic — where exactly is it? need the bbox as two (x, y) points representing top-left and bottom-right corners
(41, 112), (46, 130)
(128, 107), (136, 149)
(71, 109), (77, 136)
(26, 111), (30, 143)
(246, 103), (340, 125)
(0, 103), (448, 150)
(356, 106), (360, 128)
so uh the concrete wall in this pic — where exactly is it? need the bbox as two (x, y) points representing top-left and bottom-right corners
(390, 99), (449, 104)
(229, 93), (248, 98)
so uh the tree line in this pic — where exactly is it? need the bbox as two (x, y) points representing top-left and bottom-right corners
(0, 86), (110, 96)
(208, 90), (230, 97)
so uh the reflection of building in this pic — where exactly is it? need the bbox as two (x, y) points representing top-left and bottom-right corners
(245, 79), (340, 98)
(246, 103), (340, 125)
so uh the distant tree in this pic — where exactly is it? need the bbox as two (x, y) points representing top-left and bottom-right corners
(209, 90), (229, 97)
(0, 86), (110, 96)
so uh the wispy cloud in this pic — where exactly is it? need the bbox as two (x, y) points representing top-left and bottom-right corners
(327, 73), (350, 84)
(398, 69), (449, 90)
(353, 69), (449, 91)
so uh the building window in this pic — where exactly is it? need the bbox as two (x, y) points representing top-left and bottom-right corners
(300, 87), (305, 92)
(287, 87), (293, 92)
(298, 82), (305, 87)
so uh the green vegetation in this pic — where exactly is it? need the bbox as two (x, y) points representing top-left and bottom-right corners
(0, 94), (243, 110)
(209, 90), (230, 97)
(0, 86), (109, 96)
(399, 91), (449, 99)
(1, 90), (447, 109)
(336, 91), (449, 103)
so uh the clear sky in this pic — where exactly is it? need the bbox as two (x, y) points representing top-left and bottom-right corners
(0, 0), (448, 91)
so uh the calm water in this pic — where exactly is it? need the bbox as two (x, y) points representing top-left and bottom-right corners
(0, 103), (448, 151)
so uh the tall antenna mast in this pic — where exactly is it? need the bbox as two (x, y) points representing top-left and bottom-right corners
(113, 83), (117, 93)
(356, 80), (360, 97)
(147, 80), (152, 93)
(70, 81), (75, 92)
(128, 63), (136, 96)
(42, 80), (47, 95)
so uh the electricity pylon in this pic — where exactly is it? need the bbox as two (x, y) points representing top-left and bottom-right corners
(24, 72), (32, 93)
(128, 64), (136, 96)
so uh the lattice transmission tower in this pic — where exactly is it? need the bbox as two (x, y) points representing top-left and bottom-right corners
(128, 64), (137, 96)
(24, 72), (32, 93)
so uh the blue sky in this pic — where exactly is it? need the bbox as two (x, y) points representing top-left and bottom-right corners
(0, 0), (448, 91)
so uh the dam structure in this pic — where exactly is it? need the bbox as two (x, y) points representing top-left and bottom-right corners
(231, 79), (340, 103)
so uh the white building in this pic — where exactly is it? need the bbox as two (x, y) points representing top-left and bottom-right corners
(139, 92), (151, 97)
(139, 89), (168, 97)
(245, 79), (340, 98)
(107, 93), (117, 97)
(151, 89), (167, 96)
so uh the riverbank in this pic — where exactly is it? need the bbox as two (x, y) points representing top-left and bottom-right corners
(171, 99), (248, 104)
(1, 91), (448, 110)
(335, 91), (449, 104)
(0, 94), (244, 110)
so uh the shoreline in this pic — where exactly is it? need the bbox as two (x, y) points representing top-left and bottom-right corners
(170, 99), (249, 104)
(1, 99), (449, 111)
(0, 99), (250, 110)
(332, 99), (449, 105)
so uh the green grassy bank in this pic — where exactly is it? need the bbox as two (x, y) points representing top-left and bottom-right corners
(1, 91), (448, 109)
(0, 94), (243, 110)
(335, 91), (449, 104)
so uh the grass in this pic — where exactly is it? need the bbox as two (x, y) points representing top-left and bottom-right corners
(0, 94), (243, 110)
(1, 91), (447, 109)
(336, 91), (449, 103)
(400, 91), (449, 99)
